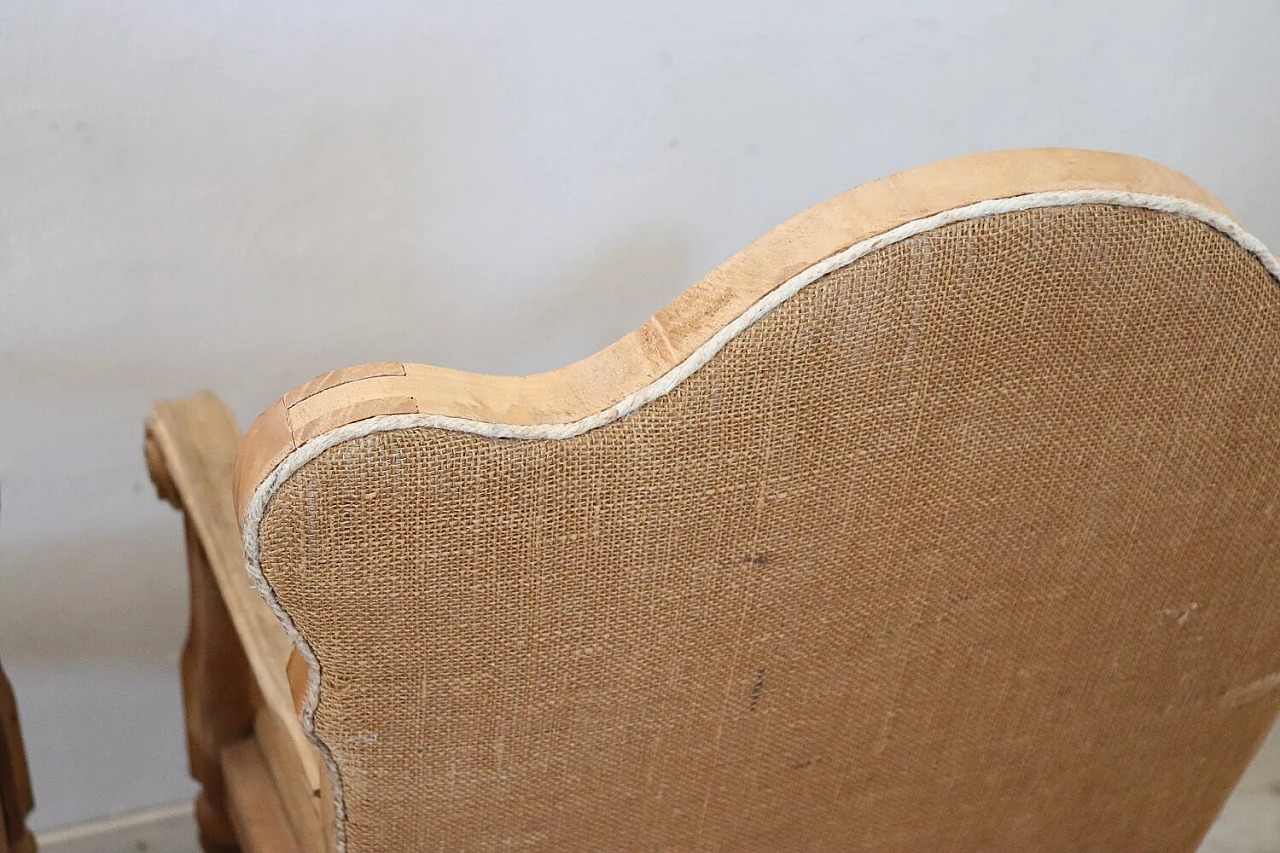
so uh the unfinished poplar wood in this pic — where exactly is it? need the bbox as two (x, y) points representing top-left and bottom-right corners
(0, 664), (34, 853)
(253, 708), (328, 851)
(182, 518), (253, 851)
(222, 739), (301, 853)
(233, 148), (1232, 520)
(147, 394), (327, 850)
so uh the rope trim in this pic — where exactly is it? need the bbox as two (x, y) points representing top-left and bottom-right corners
(240, 189), (1280, 853)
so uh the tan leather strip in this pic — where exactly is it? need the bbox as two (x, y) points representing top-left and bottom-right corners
(282, 362), (407, 408)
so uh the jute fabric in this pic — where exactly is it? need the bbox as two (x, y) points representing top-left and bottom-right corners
(258, 204), (1280, 852)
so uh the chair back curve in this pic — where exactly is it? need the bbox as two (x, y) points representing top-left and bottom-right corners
(235, 148), (1280, 853)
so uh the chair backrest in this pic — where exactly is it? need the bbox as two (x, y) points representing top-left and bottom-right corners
(234, 148), (1280, 853)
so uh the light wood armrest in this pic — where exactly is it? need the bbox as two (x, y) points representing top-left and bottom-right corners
(146, 392), (328, 852)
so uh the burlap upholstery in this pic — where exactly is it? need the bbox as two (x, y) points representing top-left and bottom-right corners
(256, 204), (1280, 851)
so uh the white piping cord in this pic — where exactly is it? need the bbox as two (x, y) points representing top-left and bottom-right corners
(240, 189), (1280, 852)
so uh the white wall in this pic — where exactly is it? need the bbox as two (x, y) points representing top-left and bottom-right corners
(3, 0), (1279, 830)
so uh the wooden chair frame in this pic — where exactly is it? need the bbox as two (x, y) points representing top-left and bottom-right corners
(145, 149), (1276, 852)
(0, 662), (35, 853)
(146, 393), (334, 852)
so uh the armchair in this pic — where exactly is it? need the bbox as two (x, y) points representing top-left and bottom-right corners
(147, 148), (1280, 852)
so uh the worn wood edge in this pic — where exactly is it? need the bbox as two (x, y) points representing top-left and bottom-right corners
(222, 737), (301, 853)
(145, 393), (325, 845)
(232, 147), (1234, 521)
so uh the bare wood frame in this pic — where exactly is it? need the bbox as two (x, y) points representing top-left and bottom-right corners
(148, 149), (1268, 852)
(0, 662), (35, 853)
(146, 394), (333, 852)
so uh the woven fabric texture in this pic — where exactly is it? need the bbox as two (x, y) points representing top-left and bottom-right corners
(258, 204), (1280, 852)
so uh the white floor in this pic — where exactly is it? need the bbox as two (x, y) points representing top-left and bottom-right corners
(38, 803), (196, 853)
(35, 724), (1280, 853)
